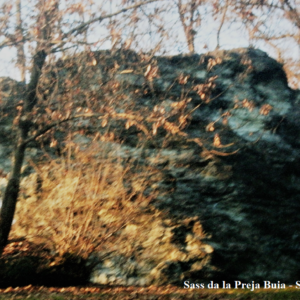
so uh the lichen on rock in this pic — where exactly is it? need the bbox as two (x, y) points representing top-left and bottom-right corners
(1, 47), (300, 285)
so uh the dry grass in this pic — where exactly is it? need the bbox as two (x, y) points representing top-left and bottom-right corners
(11, 140), (154, 259)
(1, 285), (300, 300)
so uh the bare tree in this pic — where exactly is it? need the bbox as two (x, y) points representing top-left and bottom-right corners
(175, 0), (203, 53)
(215, 0), (229, 49)
(15, 0), (26, 83)
(0, 0), (159, 254)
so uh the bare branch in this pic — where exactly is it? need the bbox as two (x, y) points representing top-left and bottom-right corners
(0, 36), (29, 50)
(61, 0), (159, 40)
(23, 113), (101, 146)
(216, 0), (229, 50)
(280, 0), (300, 29)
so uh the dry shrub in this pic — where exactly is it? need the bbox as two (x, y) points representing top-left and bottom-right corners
(11, 141), (154, 258)
(10, 141), (212, 285)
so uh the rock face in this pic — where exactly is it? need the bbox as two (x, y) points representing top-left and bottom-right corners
(0, 77), (25, 177)
(0, 77), (24, 112)
(1, 48), (300, 285)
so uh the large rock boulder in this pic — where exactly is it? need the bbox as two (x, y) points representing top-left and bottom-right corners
(85, 48), (300, 284)
(2, 48), (300, 286)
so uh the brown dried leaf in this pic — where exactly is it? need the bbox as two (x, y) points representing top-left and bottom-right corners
(144, 65), (152, 77)
(242, 99), (255, 111)
(125, 120), (135, 129)
(163, 121), (180, 134)
(178, 74), (189, 85)
(50, 140), (58, 148)
(120, 69), (134, 74)
(206, 122), (215, 132)
(213, 133), (221, 147)
(260, 104), (273, 115)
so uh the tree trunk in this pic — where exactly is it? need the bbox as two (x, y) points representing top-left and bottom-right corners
(16, 0), (26, 83)
(0, 143), (26, 254)
(187, 31), (195, 54)
(0, 50), (47, 255)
